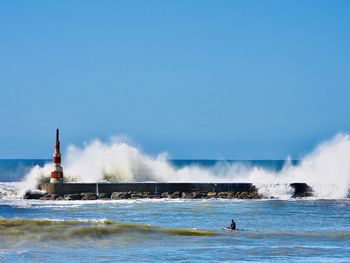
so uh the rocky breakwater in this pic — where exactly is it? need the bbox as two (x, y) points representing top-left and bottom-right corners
(24, 191), (262, 200)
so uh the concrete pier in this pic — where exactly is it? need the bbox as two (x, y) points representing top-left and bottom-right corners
(36, 182), (314, 199)
(38, 183), (256, 196)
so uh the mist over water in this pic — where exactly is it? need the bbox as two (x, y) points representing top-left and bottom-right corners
(19, 133), (350, 199)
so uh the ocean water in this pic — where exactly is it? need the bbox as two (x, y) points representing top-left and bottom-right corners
(0, 159), (350, 262)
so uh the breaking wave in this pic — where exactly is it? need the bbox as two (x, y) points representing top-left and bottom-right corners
(0, 219), (215, 241)
(17, 133), (350, 199)
(1, 218), (349, 243)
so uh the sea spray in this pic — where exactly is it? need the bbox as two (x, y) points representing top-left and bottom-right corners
(18, 133), (350, 199)
(261, 133), (350, 199)
(18, 164), (52, 196)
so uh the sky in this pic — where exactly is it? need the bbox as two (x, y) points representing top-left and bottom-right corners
(0, 0), (349, 159)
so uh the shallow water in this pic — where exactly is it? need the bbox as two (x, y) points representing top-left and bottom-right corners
(1, 198), (349, 262)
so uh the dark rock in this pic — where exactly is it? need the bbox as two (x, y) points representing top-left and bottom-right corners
(142, 192), (151, 198)
(290, 183), (313, 198)
(97, 193), (111, 199)
(235, 192), (242, 199)
(194, 192), (207, 199)
(248, 192), (262, 199)
(64, 194), (82, 200)
(39, 194), (59, 200)
(81, 192), (98, 200)
(131, 192), (146, 199)
(217, 192), (228, 198)
(39, 194), (50, 200)
(170, 191), (181, 198)
(161, 192), (170, 198)
(181, 192), (205, 199)
(148, 194), (161, 199)
(111, 192), (123, 199)
(292, 192), (313, 198)
(181, 192), (193, 199)
(225, 192), (234, 199)
(24, 191), (46, 199)
(207, 192), (217, 198)
(231, 191), (262, 199)
(239, 192), (249, 199)
(52, 194), (60, 200)
(111, 192), (131, 199)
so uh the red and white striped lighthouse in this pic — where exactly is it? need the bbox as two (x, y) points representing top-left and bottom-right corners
(50, 128), (64, 183)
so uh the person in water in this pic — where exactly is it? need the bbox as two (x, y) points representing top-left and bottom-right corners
(230, 219), (236, 230)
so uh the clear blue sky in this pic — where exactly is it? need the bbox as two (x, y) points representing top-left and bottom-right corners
(0, 0), (349, 159)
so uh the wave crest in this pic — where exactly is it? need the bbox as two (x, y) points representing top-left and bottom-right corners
(0, 219), (215, 241)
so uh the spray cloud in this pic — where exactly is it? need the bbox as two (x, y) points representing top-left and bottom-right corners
(20, 134), (350, 199)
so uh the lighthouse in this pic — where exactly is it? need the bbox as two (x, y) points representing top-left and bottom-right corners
(50, 128), (64, 183)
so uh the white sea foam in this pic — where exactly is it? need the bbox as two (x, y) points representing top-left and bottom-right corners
(0, 182), (21, 199)
(15, 133), (350, 199)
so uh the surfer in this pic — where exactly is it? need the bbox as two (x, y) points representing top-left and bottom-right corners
(229, 219), (236, 230)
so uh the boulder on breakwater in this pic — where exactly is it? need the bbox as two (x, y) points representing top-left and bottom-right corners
(290, 183), (313, 198)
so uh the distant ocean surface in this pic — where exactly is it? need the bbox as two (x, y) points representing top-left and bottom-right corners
(0, 159), (49, 182)
(1, 159), (349, 262)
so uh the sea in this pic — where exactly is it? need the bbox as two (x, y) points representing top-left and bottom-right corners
(0, 159), (349, 262)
